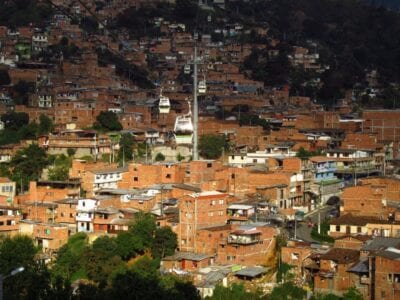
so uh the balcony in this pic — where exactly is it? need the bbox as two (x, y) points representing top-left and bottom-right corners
(335, 165), (381, 174)
(228, 231), (261, 245)
(315, 167), (336, 173)
(76, 213), (93, 222)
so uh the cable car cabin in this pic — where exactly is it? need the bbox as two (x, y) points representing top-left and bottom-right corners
(198, 80), (206, 94)
(159, 94), (170, 114)
(184, 65), (191, 74)
(174, 115), (193, 144)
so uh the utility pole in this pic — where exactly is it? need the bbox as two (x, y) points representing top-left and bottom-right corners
(192, 43), (199, 161)
(318, 212), (321, 234)
(122, 146), (125, 167)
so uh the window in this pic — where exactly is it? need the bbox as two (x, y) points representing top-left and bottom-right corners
(218, 211), (224, 216)
(166, 174), (171, 179)
(231, 174), (235, 179)
(82, 201), (85, 207)
(208, 212), (214, 217)
(134, 177), (138, 181)
(207, 163), (212, 168)
(219, 200), (224, 205)
(336, 225), (340, 232)
(211, 200), (216, 206)
(1, 185), (13, 193)
(253, 159), (257, 163)
(357, 226), (362, 233)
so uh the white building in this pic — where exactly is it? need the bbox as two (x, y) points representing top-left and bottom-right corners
(76, 198), (98, 232)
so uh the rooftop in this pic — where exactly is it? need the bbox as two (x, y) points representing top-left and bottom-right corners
(320, 248), (360, 264)
(235, 266), (267, 278)
(361, 237), (400, 252)
(330, 214), (400, 226)
(163, 251), (212, 262)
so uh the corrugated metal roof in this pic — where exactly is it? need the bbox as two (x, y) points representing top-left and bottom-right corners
(235, 266), (267, 278)
(361, 237), (400, 252)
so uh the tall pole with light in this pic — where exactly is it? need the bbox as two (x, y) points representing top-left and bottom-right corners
(0, 266), (24, 300)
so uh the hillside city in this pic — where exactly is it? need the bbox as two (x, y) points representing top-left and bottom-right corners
(0, 0), (400, 299)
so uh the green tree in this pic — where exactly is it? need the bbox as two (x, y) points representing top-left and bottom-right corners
(129, 255), (160, 279)
(206, 283), (264, 300)
(1, 112), (29, 130)
(48, 164), (69, 181)
(343, 287), (363, 300)
(296, 147), (312, 159)
(129, 212), (157, 250)
(73, 282), (105, 300)
(155, 152), (166, 162)
(116, 231), (143, 260)
(47, 154), (71, 181)
(276, 262), (293, 283)
(199, 134), (226, 159)
(151, 227), (177, 259)
(51, 232), (88, 280)
(10, 143), (48, 190)
(67, 148), (76, 157)
(92, 235), (119, 257)
(110, 268), (163, 299)
(38, 114), (54, 135)
(311, 293), (341, 300)
(95, 111), (122, 131)
(269, 281), (307, 300)
(118, 133), (134, 164)
(83, 247), (125, 285)
(0, 235), (55, 299)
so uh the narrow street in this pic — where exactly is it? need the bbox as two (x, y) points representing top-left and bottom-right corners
(289, 206), (333, 243)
